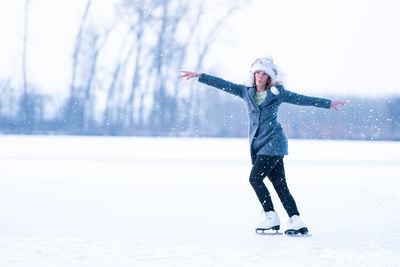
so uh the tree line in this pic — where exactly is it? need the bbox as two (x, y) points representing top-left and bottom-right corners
(0, 0), (399, 141)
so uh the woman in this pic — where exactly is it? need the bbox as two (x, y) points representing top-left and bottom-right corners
(180, 57), (345, 236)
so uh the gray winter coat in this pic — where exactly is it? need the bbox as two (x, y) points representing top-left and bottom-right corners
(198, 73), (332, 164)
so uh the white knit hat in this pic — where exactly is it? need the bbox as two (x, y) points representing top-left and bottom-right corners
(244, 56), (278, 87)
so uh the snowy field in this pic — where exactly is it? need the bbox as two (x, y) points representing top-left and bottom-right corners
(0, 135), (399, 267)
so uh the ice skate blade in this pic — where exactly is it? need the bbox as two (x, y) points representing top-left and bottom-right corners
(255, 228), (282, 235)
(284, 227), (310, 237)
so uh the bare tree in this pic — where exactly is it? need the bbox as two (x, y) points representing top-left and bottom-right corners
(22, 0), (29, 100)
(65, 0), (92, 129)
(123, 1), (155, 128)
(20, 0), (32, 126)
(82, 23), (117, 132)
(19, 0), (45, 129)
(103, 25), (137, 127)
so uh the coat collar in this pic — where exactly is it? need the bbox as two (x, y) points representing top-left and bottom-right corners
(250, 87), (275, 108)
(260, 89), (274, 108)
(249, 87), (258, 107)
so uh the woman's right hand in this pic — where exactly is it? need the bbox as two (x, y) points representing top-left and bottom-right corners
(180, 71), (200, 80)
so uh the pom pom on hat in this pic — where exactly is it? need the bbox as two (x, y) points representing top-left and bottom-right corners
(244, 56), (278, 87)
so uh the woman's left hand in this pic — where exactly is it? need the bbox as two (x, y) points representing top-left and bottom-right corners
(331, 100), (347, 111)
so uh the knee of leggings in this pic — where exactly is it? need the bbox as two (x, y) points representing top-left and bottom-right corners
(249, 176), (260, 186)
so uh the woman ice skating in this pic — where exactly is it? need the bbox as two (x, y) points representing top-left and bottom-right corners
(180, 56), (346, 236)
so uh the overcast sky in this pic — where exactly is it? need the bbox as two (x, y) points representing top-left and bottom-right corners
(1, 0), (399, 98)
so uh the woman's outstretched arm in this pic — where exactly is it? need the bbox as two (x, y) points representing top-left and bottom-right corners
(281, 88), (346, 111)
(180, 71), (246, 99)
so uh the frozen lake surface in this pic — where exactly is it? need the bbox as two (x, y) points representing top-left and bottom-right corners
(0, 136), (399, 266)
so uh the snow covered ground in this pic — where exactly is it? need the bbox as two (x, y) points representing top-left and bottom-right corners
(0, 135), (399, 267)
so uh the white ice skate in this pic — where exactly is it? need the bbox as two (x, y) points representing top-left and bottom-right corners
(285, 215), (309, 236)
(255, 211), (281, 235)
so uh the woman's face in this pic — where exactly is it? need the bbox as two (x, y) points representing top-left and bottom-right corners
(254, 70), (269, 90)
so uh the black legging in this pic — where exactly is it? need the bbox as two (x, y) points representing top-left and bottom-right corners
(249, 155), (300, 217)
